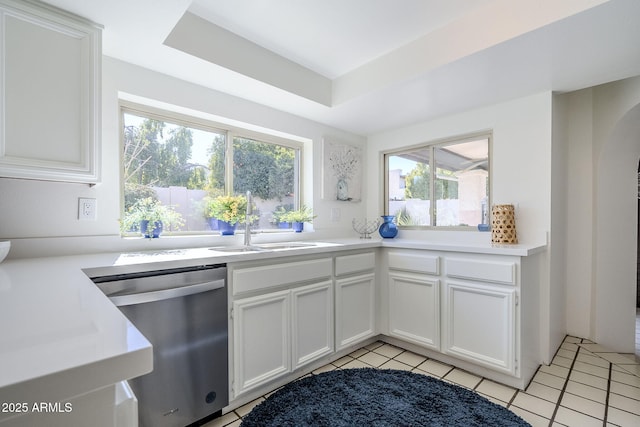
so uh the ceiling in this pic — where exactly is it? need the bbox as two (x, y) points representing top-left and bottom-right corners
(40, 0), (640, 135)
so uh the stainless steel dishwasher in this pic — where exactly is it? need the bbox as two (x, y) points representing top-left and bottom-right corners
(93, 264), (228, 427)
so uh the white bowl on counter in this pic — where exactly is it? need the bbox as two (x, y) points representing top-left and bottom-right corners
(0, 241), (10, 263)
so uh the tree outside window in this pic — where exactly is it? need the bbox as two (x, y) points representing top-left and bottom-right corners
(121, 107), (300, 235)
(386, 135), (490, 228)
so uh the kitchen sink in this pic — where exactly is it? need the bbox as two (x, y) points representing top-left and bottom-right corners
(254, 242), (318, 250)
(208, 246), (266, 253)
(208, 242), (319, 253)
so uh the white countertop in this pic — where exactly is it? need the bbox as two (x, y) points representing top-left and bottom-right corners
(0, 254), (152, 419)
(381, 238), (546, 256)
(0, 237), (545, 411)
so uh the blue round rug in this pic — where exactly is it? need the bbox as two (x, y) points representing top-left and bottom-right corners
(241, 368), (530, 426)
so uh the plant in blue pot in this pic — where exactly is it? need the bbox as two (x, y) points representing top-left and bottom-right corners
(271, 204), (294, 229)
(204, 194), (254, 236)
(379, 215), (398, 238)
(121, 197), (185, 238)
(281, 205), (316, 233)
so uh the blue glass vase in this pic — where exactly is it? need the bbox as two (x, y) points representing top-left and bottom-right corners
(379, 215), (398, 238)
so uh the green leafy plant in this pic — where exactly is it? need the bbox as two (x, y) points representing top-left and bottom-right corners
(395, 206), (416, 226)
(271, 204), (294, 224)
(204, 195), (254, 225)
(281, 205), (316, 223)
(121, 197), (185, 234)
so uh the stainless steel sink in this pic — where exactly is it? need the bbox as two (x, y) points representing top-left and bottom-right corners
(208, 246), (266, 253)
(254, 242), (318, 250)
(208, 242), (319, 253)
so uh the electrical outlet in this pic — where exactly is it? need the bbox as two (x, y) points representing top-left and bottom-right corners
(78, 198), (97, 221)
(330, 208), (341, 222)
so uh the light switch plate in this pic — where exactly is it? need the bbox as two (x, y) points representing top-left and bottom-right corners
(78, 198), (97, 221)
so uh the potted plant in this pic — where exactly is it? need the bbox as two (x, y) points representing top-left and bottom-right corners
(271, 205), (293, 229)
(122, 197), (185, 238)
(281, 205), (316, 232)
(204, 194), (251, 235)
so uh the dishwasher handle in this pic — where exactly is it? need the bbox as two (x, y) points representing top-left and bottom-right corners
(109, 279), (225, 307)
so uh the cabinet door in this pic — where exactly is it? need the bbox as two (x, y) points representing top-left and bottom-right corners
(444, 280), (516, 374)
(0, 1), (101, 183)
(233, 290), (289, 397)
(335, 273), (376, 350)
(388, 271), (440, 350)
(291, 280), (334, 370)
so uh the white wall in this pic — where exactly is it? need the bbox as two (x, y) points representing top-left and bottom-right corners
(550, 94), (569, 360)
(0, 57), (366, 258)
(561, 75), (640, 352)
(366, 92), (552, 244)
(592, 78), (640, 352)
(366, 92), (556, 360)
(559, 89), (594, 340)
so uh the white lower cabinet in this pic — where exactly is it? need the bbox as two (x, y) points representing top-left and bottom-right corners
(388, 271), (440, 350)
(384, 249), (533, 386)
(232, 279), (333, 398)
(291, 281), (334, 369)
(232, 290), (290, 397)
(230, 246), (537, 398)
(443, 280), (516, 374)
(0, 384), (117, 427)
(335, 273), (376, 350)
(230, 253), (382, 399)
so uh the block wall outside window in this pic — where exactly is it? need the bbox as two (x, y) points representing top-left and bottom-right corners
(385, 134), (490, 229)
(120, 104), (301, 235)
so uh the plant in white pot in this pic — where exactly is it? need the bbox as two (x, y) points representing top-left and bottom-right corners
(281, 205), (316, 232)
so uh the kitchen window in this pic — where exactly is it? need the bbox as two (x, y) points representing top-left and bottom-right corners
(120, 102), (301, 235)
(384, 133), (490, 228)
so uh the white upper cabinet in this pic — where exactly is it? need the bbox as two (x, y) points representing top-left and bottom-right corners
(0, 0), (101, 183)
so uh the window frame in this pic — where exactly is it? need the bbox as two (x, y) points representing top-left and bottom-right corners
(383, 131), (492, 230)
(119, 100), (304, 236)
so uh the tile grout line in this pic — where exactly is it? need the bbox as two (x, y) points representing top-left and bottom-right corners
(603, 361), (612, 426)
(211, 337), (640, 427)
(472, 377), (483, 392)
(507, 335), (567, 422)
(548, 342), (582, 426)
(506, 364), (542, 412)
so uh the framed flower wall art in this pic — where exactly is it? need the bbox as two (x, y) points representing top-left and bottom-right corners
(322, 138), (362, 202)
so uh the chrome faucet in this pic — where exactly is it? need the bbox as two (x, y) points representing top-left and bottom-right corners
(244, 191), (252, 247)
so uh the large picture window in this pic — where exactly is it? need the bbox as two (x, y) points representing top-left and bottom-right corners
(385, 134), (490, 228)
(120, 103), (301, 235)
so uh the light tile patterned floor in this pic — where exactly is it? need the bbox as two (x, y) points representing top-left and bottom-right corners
(205, 336), (640, 427)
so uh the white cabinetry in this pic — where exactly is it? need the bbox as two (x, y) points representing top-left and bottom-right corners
(443, 256), (518, 375)
(444, 280), (516, 374)
(334, 252), (376, 350)
(291, 281), (333, 369)
(230, 257), (333, 398)
(232, 290), (290, 396)
(0, 0), (101, 183)
(387, 251), (440, 350)
(383, 249), (537, 389)
(388, 272), (439, 349)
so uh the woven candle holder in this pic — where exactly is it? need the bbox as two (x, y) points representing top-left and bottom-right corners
(491, 204), (518, 244)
